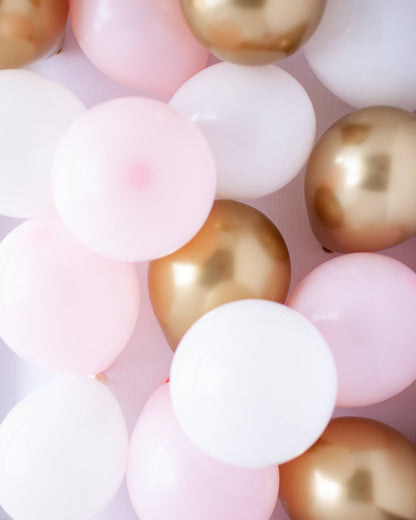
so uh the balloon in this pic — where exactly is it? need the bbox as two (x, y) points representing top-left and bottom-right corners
(0, 69), (85, 219)
(52, 97), (216, 262)
(305, 106), (416, 252)
(279, 417), (416, 520)
(304, 0), (416, 111)
(0, 377), (128, 520)
(127, 384), (279, 520)
(149, 200), (291, 351)
(0, 0), (68, 69)
(180, 0), (326, 65)
(170, 299), (337, 468)
(70, 0), (208, 97)
(0, 216), (140, 375)
(288, 253), (416, 407)
(170, 63), (316, 200)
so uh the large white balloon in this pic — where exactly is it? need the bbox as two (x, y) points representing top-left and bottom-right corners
(170, 300), (337, 468)
(170, 63), (316, 200)
(0, 378), (128, 520)
(304, 0), (416, 110)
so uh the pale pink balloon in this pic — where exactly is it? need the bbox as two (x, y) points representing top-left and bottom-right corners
(288, 253), (416, 407)
(0, 216), (140, 375)
(52, 97), (216, 262)
(69, 0), (209, 97)
(127, 384), (279, 520)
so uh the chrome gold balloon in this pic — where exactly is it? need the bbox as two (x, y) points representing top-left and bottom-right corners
(148, 200), (291, 351)
(279, 417), (416, 520)
(305, 106), (416, 252)
(180, 0), (326, 65)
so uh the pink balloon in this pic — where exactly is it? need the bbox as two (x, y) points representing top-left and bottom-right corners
(69, 0), (209, 97)
(0, 216), (140, 375)
(127, 384), (279, 520)
(288, 253), (416, 407)
(52, 97), (216, 262)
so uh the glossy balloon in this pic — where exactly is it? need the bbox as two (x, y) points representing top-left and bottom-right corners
(305, 106), (416, 252)
(279, 417), (416, 520)
(180, 0), (326, 65)
(289, 253), (416, 407)
(170, 63), (316, 199)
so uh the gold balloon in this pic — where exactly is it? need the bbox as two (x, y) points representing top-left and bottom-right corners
(279, 417), (416, 520)
(305, 106), (416, 253)
(148, 200), (291, 351)
(0, 0), (68, 69)
(180, 0), (327, 65)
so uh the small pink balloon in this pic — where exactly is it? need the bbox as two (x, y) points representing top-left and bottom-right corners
(69, 0), (209, 97)
(0, 216), (140, 375)
(288, 253), (416, 407)
(52, 97), (216, 262)
(127, 384), (279, 520)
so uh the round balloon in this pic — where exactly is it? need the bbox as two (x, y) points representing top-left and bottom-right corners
(0, 377), (128, 520)
(0, 216), (140, 375)
(170, 63), (316, 200)
(288, 253), (416, 407)
(170, 299), (337, 468)
(52, 97), (216, 262)
(0, 69), (85, 219)
(127, 384), (279, 520)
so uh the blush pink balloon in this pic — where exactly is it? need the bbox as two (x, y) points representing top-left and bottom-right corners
(0, 216), (140, 375)
(288, 253), (416, 407)
(127, 384), (279, 520)
(69, 0), (209, 97)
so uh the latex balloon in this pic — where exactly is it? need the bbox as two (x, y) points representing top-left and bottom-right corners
(180, 0), (326, 65)
(0, 69), (85, 218)
(304, 0), (416, 111)
(52, 97), (216, 262)
(0, 377), (128, 520)
(279, 417), (416, 520)
(0, 216), (140, 375)
(289, 253), (416, 407)
(170, 63), (316, 199)
(305, 106), (416, 252)
(149, 200), (291, 351)
(170, 299), (337, 468)
(127, 384), (279, 520)
(70, 0), (208, 97)
(0, 0), (68, 69)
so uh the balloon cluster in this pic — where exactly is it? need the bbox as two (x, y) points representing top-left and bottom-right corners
(0, 1), (416, 520)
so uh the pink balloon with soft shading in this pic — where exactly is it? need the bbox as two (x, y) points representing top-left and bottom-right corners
(288, 253), (416, 407)
(69, 0), (209, 97)
(127, 384), (279, 520)
(0, 216), (140, 375)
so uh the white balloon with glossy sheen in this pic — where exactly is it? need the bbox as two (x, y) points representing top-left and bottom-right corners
(170, 300), (337, 468)
(170, 63), (316, 200)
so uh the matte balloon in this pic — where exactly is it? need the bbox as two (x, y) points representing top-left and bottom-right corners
(170, 299), (337, 468)
(70, 0), (208, 97)
(0, 69), (85, 218)
(52, 97), (216, 262)
(289, 253), (416, 407)
(127, 384), (279, 520)
(0, 216), (140, 375)
(170, 63), (316, 199)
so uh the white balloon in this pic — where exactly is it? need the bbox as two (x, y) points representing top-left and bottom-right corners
(0, 378), (128, 520)
(304, 0), (416, 110)
(170, 300), (337, 468)
(0, 70), (86, 218)
(170, 63), (316, 200)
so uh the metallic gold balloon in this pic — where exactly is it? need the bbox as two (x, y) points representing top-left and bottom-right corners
(279, 417), (416, 520)
(0, 0), (68, 69)
(148, 200), (291, 351)
(180, 0), (327, 65)
(305, 106), (416, 252)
